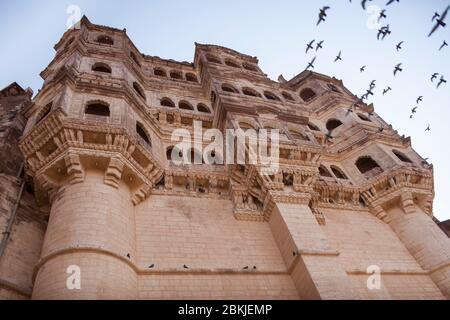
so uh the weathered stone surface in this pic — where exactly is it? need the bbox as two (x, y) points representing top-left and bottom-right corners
(1, 16), (449, 300)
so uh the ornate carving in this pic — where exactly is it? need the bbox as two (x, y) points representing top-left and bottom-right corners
(104, 157), (124, 188)
(64, 152), (84, 184)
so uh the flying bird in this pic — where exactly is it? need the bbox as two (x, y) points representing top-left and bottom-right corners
(378, 9), (387, 23)
(306, 56), (316, 69)
(439, 40), (448, 50)
(428, 5), (449, 37)
(393, 63), (403, 76)
(382, 86), (392, 95)
(386, 0), (399, 5)
(361, 0), (372, 10)
(411, 106), (418, 114)
(317, 6), (330, 25)
(425, 125), (431, 132)
(396, 41), (403, 51)
(437, 75), (447, 88)
(316, 40), (324, 51)
(416, 96), (423, 104)
(409, 114), (413, 119)
(334, 50), (342, 62)
(431, 73), (439, 82)
(361, 93), (369, 100)
(369, 80), (376, 89)
(306, 39), (315, 53)
(360, 65), (366, 73)
(377, 24), (391, 40)
(366, 89), (374, 96)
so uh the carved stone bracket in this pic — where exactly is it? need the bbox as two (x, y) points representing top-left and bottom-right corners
(104, 157), (124, 189)
(401, 192), (416, 215)
(64, 152), (84, 184)
(132, 183), (152, 206)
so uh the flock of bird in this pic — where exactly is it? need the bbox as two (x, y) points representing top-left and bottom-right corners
(308, 1), (449, 134)
(125, 251), (259, 271)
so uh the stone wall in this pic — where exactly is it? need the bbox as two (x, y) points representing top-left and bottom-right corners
(0, 83), (46, 300)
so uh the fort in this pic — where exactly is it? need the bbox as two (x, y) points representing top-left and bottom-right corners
(0, 16), (449, 299)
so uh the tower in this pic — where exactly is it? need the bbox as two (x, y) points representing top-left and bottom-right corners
(13, 16), (450, 299)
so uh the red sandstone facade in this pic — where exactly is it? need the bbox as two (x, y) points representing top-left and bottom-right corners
(0, 17), (449, 299)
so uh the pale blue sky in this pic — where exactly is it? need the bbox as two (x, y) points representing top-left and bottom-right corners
(0, 0), (449, 220)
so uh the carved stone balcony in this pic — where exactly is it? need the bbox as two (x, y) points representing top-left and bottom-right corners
(19, 107), (163, 208)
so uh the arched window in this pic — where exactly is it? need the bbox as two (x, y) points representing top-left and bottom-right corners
(331, 166), (348, 179)
(179, 101), (194, 111)
(392, 150), (413, 163)
(326, 119), (343, 131)
(97, 35), (114, 45)
(36, 102), (53, 124)
(264, 91), (281, 101)
(357, 113), (371, 122)
(170, 71), (183, 80)
(136, 121), (151, 146)
(225, 59), (240, 68)
(161, 98), (175, 108)
(282, 91), (294, 101)
(206, 54), (221, 64)
(65, 37), (74, 50)
(92, 62), (112, 74)
(130, 51), (140, 66)
(197, 103), (210, 113)
(242, 87), (261, 97)
(328, 83), (340, 93)
(300, 88), (317, 102)
(319, 165), (333, 177)
(243, 63), (258, 72)
(222, 84), (238, 93)
(166, 146), (183, 161)
(85, 101), (110, 117)
(307, 122), (320, 131)
(133, 82), (145, 100)
(166, 147), (174, 160)
(185, 73), (198, 82)
(154, 68), (167, 77)
(355, 156), (382, 175)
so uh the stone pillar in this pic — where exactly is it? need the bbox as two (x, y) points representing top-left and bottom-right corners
(387, 203), (450, 298)
(32, 172), (138, 299)
(268, 199), (356, 299)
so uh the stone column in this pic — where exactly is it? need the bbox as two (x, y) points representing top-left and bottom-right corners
(387, 198), (450, 298)
(268, 197), (356, 299)
(32, 170), (138, 299)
